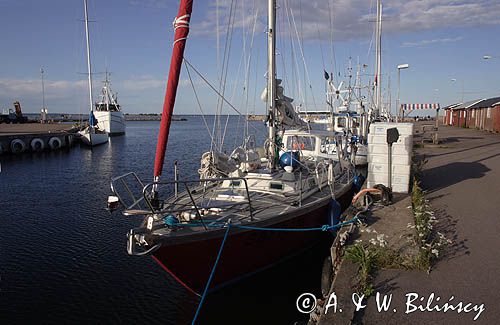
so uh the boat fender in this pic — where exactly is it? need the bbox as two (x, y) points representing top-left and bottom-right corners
(328, 199), (342, 233)
(279, 151), (300, 169)
(48, 137), (62, 150)
(373, 184), (392, 205)
(10, 139), (26, 153)
(30, 138), (45, 152)
(353, 174), (365, 193)
(0, 142), (4, 155)
(321, 256), (333, 298)
(107, 195), (120, 212)
(67, 135), (74, 147)
(164, 215), (180, 228)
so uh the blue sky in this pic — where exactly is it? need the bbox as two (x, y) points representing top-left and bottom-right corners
(1, 0), (500, 116)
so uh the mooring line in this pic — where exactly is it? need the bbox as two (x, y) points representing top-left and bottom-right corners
(192, 220), (232, 325)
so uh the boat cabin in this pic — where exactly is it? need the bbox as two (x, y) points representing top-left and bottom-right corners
(95, 103), (120, 112)
(281, 129), (343, 159)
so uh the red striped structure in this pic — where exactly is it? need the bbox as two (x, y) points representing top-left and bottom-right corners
(401, 103), (440, 110)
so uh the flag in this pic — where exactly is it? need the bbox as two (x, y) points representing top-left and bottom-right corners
(324, 70), (329, 80)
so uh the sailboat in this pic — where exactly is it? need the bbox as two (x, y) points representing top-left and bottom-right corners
(94, 72), (126, 136)
(327, 65), (369, 166)
(108, 0), (354, 294)
(372, 0), (385, 121)
(78, 0), (108, 147)
(300, 64), (368, 166)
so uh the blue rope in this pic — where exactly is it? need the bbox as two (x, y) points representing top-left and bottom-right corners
(175, 217), (359, 232)
(192, 221), (232, 325)
(187, 216), (359, 323)
(235, 218), (358, 232)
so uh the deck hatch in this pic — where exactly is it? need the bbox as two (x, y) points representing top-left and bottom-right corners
(270, 182), (284, 190)
(230, 180), (241, 187)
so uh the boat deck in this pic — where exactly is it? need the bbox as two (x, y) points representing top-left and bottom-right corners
(120, 168), (353, 239)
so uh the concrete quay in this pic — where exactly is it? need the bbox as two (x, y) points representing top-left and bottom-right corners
(0, 123), (77, 154)
(313, 123), (500, 324)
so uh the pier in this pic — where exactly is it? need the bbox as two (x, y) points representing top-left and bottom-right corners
(312, 121), (500, 324)
(0, 123), (77, 154)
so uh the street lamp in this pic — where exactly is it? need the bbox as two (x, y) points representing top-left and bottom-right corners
(40, 67), (45, 110)
(40, 67), (48, 123)
(451, 78), (464, 103)
(397, 63), (409, 121)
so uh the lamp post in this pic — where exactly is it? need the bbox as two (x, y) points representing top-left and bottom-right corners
(433, 89), (439, 143)
(397, 63), (409, 122)
(40, 67), (45, 111)
(40, 67), (47, 123)
(451, 78), (464, 103)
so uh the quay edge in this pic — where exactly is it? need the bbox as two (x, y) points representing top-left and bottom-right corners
(0, 124), (78, 154)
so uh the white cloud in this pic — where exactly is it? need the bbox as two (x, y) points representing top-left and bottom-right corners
(122, 76), (165, 91)
(189, 0), (500, 41)
(0, 79), (86, 99)
(401, 36), (464, 48)
(383, 0), (500, 34)
(121, 76), (202, 91)
(0, 78), (91, 113)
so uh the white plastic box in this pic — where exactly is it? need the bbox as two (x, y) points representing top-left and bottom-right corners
(367, 145), (411, 155)
(368, 134), (413, 146)
(367, 122), (413, 193)
(368, 162), (411, 175)
(369, 122), (414, 136)
(368, 153), (411, 165)
(367, 172), (410, 185)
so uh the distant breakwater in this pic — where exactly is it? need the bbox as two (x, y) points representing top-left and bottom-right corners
(125, 114), (186, 121)
(21, 113), (188, 122)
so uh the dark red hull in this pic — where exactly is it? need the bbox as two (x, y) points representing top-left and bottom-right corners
(152, 190), (353, 294)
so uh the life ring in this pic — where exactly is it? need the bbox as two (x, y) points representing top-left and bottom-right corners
(10, 139), (26, 153)
(31, 138), (45, 152)
(48, 137), (62, 150)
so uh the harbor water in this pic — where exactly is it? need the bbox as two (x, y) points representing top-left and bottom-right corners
(0, 117), (331, 324)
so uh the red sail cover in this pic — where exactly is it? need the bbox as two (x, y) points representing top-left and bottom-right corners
(154, 0), (193, 177)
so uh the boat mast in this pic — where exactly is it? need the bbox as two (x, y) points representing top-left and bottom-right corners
(267, 0), (277, 169)
(375, 0), (382, 118)
(104, 70), (109, 111)
(153, 0), (193, 181)
(83, 0), (94, 145)
(84, 0), (94, 117)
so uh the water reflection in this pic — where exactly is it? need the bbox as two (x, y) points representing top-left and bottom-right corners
(0, 117), (326, 323)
